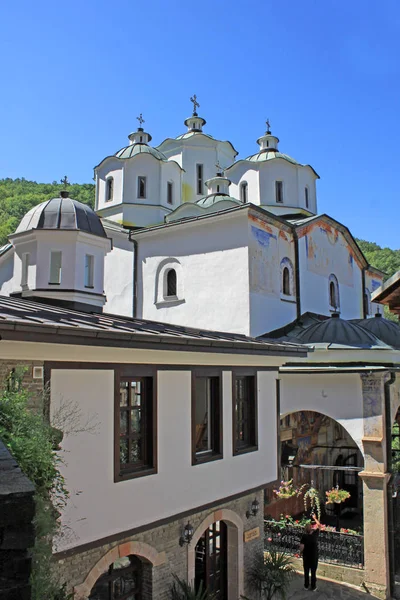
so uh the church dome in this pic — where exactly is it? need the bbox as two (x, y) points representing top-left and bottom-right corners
(353, 314), (400, 349)
(246, 150), (302, 165)
(15, 192), (107, 238)
(294, 313), (388, 348)
(196, 194), (241, 208)
(114, 144), (168, 161)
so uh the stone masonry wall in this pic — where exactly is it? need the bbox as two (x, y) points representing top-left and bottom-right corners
(0, 360), (44, 411)
(0, 440), (36, 600)
(57, 489), (265, 599)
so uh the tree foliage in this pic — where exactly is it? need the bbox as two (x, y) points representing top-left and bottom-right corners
(0, 178), (95, 245)
(356, 239), (400, 280)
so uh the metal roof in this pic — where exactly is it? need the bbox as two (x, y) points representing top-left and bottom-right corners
(195, 193), (241, 208)
(0, 295), (308, 356)
(14, 195), (107, 239)
(115, 143), (168, 162)
(352, 314), (400, 349)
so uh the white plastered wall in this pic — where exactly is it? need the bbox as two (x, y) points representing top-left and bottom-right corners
(298, 224), (364, 319)
(280, 372), (364, 451)
(0, 250), (15, 296)
(103, 229), (134, 317)
(136, 211), (251, 335)
(50, 368), (279, 551)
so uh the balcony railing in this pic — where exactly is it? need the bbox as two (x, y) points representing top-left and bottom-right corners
(264, 521), (364, 569)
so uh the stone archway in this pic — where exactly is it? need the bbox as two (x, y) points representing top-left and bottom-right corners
(74, 541), (166, 599)
(188, 508), (244, 599)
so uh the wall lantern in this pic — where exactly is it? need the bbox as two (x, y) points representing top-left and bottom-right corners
(179, 522), (194, 546)
(246, 498), (260, 519)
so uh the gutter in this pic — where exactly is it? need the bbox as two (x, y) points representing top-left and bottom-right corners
(384, 371), (396, 597)
(131, 237), (138, 318)
(293, 229), (301, 321)
(361, 267), (367, 319)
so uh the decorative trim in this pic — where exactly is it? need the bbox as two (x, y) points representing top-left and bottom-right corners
(74, 541), (167, 599)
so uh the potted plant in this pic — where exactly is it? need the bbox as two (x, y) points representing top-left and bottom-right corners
(241, 551), (295, 600)
(273, 479), (298, 499)
(297, 482), (322, 521)
(169, 574), (217, 600)
(325, 486), (351, 505)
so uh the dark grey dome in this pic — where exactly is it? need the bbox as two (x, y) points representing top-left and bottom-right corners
(353, 314), (400, 349)
(16, 193), (107, 238)
(294, 313), (387, 348)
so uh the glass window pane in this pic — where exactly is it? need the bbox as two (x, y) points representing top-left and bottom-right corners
(195, 378), (211, 452)
(130, 439), (142, 463)
(131, 409), (141, 432)
(120, 439), (129, 464)
(120, 411), (128, 434)
(120, 383), (129, 407)
(49, 251), (62, 284)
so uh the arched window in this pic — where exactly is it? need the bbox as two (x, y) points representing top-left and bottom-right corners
(106, 177), (114, 202)
(280, 258), (295, 298)
(328, 274), (340, 310)
(166, 269), (177, 298)
(89, 555), (143, 599)
(240, 182), (248, 203)
(282, 267), (290, 296)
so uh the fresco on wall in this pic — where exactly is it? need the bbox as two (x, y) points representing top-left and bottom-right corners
(304, 224), (355, 287)
(249, 222), (279, 296)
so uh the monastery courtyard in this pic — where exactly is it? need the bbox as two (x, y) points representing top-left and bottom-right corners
(288, 574), (373, 599)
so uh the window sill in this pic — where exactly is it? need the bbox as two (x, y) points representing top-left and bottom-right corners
(192, 452), (223, 466)
(115, 466), (157, 483)
(233, 445), (258, 457)
(280, 294), (296, 303)
(155, 298), (185, 308)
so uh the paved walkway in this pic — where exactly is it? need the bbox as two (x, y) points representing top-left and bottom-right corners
(287, 574), (369, 599)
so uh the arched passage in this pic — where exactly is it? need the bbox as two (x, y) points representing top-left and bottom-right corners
(74, 541), (166, 600)
(188, 508), (244, 600)
(266, 410), (364, 530)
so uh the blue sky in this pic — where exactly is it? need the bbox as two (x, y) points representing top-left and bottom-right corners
(1, 0), (399, 248)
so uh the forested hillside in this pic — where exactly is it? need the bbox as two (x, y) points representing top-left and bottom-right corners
(0, 178), (399, 284)
(0, 178), (95, 246)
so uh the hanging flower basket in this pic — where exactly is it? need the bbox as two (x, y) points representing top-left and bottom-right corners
(325, 486), (350, 505)
(273, 479), (298, 499)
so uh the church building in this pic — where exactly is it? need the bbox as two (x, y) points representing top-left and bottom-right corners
(0, 97), (400, 600)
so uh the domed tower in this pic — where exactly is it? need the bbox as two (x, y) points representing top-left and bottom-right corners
(95, 114), (184, 228)
(226, 120), (319, 217)
(9, 190), (112, 312)
(156, 96), (238, 203)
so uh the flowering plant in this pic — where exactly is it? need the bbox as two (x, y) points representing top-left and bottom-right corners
(273, 479), (298, 499)
(297, 482), (321, 520)
(325, 486), (350, 505)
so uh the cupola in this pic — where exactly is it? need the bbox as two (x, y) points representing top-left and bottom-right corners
(184, 94), (206, 132)
(204, 164), (231, 196)
(128, 113), (152, 145)
(256, 119), (279, 152)
(9, 187), (112, 313)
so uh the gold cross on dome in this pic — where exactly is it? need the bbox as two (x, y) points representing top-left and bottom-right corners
(190, 94), (200, 114)
(60, 176), (70, 188)
(137, 113), (145, 127)
(266, 118), (271, 133)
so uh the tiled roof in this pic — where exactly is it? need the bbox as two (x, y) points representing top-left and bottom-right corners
(0, 295), (308, 356)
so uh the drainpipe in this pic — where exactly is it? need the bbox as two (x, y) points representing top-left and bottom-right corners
(130, 236), (138, 318)
(293, 230), (301, 321)
(384, 371), (396, 597)
(361, 267), (367, 319)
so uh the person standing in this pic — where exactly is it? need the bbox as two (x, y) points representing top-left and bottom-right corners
(299, 514), (321, 591)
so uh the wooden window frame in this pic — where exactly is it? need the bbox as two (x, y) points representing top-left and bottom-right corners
(192, 368), (223, 466)
(114, 366), (157, 482)
(232, 370), (258, 456)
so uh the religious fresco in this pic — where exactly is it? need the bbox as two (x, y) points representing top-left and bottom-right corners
(249, 222), (279, 296)
(304, 223), (355, 287)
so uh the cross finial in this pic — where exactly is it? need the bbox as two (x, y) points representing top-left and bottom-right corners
(60, 176), (70, 189)
(190, 94), (200, 115)
(266, 118), (271, 134)
(215, 160), (223, 175)
(137, 113), (145, 127)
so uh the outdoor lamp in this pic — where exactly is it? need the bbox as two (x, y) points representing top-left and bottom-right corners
(179, 522), (194, 546)
(246, 498), (260, 519)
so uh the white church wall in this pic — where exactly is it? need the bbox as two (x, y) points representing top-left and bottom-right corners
(0, 249), (15, 296)
(103, 230), (134, 317)
(96, 162), (124, 213)
(248, 215), (297, 337)
(280, 372), (364, 451)
(159, 161), (182, 210)
(50, 367), (279, 551)
(258, 160), (300, 207)
(365, 269), (384, 317)
(297, 167), (317, 213)
(180, 142), (219, 204)
(229, 163), (260, 205)
(73, 233), (109, 296)
(298, 223), (364, 319)
(136, 211), (251, 335)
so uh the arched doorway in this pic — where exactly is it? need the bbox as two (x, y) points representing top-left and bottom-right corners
(88, 555), (144, 599)
(195, 520), (227, 599)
